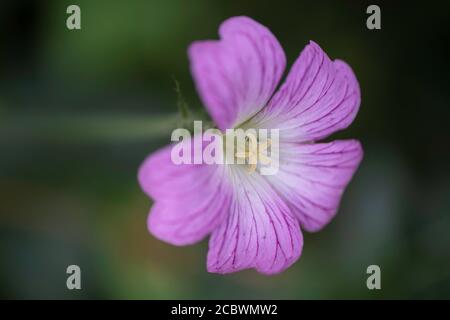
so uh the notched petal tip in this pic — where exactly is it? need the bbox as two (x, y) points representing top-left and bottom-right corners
(205, 171), (303, 275)
(188, 15), (286, 130)
(269, 139), (364, 233)
(140, 141), (233, 247)
(252, 39), (361, 142)
(206, 231), (303, 275)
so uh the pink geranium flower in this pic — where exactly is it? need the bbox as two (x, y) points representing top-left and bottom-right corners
(138, 16), (363, 274)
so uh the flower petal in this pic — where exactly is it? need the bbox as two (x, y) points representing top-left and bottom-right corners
(188, 16), (286, 130)
(265, 140), (363, 232)
(207, 167), (302, 274)
(251, 41), (360, 142)
(138, 141), (232, 245)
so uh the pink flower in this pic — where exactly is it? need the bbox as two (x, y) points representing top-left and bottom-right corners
(138, 16), (363, 274)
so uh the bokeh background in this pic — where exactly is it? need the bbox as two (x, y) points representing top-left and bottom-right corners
(1, 0), (450, 299)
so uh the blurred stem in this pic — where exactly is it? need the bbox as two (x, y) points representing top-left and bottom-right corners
(0, 113), (180, 144)
(173, 79), (191, 120)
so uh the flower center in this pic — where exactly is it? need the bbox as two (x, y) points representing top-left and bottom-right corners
(234, 133), (272, 174)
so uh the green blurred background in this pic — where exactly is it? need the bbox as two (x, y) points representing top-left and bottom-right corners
(1, 0), (450, 299)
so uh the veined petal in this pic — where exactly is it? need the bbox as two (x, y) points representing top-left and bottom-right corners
(251, 41), (360, 142)
(138, 139), (232, 245)
(207, 167), (302, 274)
(265, 140), (363, 232)
(188, 16), (286, 131)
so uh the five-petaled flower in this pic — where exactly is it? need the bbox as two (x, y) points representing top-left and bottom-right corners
(138, 16), (363, 274)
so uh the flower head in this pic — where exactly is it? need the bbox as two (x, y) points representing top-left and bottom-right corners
(138, 16), (363, 274)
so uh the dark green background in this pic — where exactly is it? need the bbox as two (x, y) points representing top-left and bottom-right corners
(1, 0), (449, 299)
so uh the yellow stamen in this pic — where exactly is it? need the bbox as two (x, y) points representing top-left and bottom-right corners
(234, 135), (272, 174)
